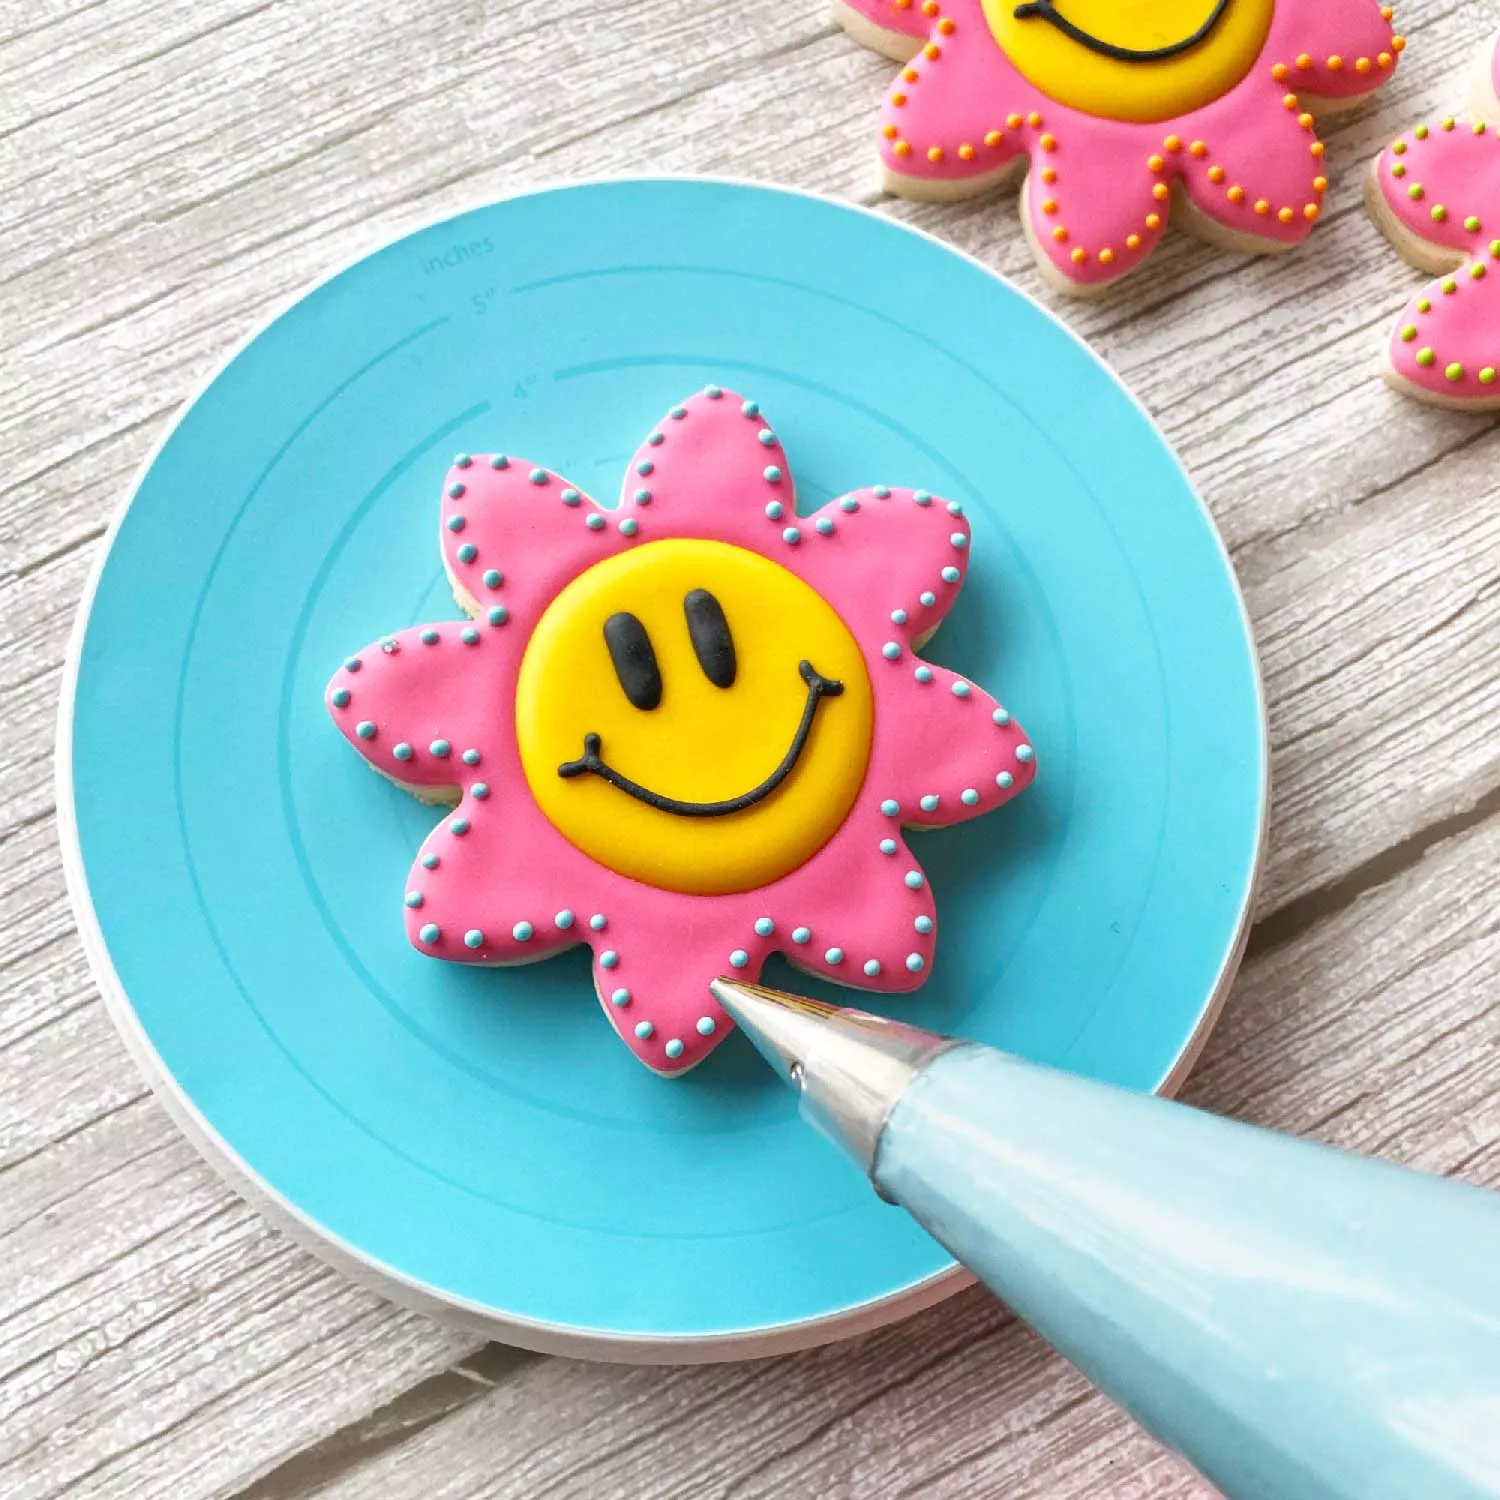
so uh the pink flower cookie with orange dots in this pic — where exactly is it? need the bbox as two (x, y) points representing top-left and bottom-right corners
(1366, 33), (1500, 410)
(325, 389), (1037, 1076)
(834, 0), (1404, 296)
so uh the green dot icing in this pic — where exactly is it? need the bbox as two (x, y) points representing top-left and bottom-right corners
(1417, 299), (1433, 313)
(1446, 363), (1465, 382)
(1400, 325), (1418, 342)
(1408, 184), (1424, 200)
(1416, 348), (1437, 367)
(1482, 368), (1498, 385)
(1466, 216), (1482, 232)
(1432, 205), (1448, 223)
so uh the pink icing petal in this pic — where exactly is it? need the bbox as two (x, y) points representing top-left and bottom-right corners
(1260, 0), (1399, 102)
(1179, 84), (1329, 248)
(438, 456), (628, 631)
(1374, 121), (1500, 405)
(877, 0), (1037, 188)
(790, 486), (971, 643)
(880, 664), (1037, 826)
(325, 622), (516, 793)
(615, 385), (798, 551)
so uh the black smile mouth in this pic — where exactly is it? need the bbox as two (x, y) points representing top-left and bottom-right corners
(1013, 0), (1231, 62)
(557, 660), (844, 818)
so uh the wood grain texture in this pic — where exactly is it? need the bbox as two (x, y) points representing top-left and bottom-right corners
(2, 0), (1497, 1495)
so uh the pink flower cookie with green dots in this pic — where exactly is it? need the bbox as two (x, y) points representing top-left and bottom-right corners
(1367, 33), (1500, 409)
(326, 388), (1037, 1076)
(834, 0), (1402, 296)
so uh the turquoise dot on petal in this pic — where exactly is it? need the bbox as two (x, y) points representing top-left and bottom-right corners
(635, 1020), (655, 1039)
(882, 642), (900, 660)
(997, 771), (1015, 789)
(765, 500), (784, 520)
(457, 543), (477, 563)
(422, 853), (440, 869)
(891, 609), (907, 625)
(961, 788), (980, 806)
(941, 566), (960, 583)
(665, 1038), (685, 1060)
(344, 656), (362, 671)
(920, 794), (939, 813)
(948, 500), (964, 516)
(864, 958), (882, 977)
(472, 782), (489, 799)
(590, 913), (607, 931)
(600, 950), (619, 968)
(670, 405), (687, 419)
(561, 488), (581, 505)
(880, 799), (899, 816)
(741, 399), (758, 416)
(513, 921), (533, 941)
(729, 949), (749, 969)
(992, 707), (1011, 726)
(421, 629), (439, 644)
(952, 681), (971, 698)
(879, 838), (897, 854)
(356, 720), (376, 739)
(393, 742), (413, 761)
(782, 526), (799, 544)
(840, 496), (859, 513)
(815, 517), (834, 536)
(446, 514), (465, 531)
(461, 626), (479, 644)
(462, 748), (481, 765)
(331, 688), (351, 708)
(586, 514), (605, 531)
(914, 490), (932, 506)
(873, 484), (891, 499)
(906, 953), (925, 972)
(705, 386), (722, 399)
(905, 870), (924, 890)
(636, 459), (654, 476)
(482, 568), (503, 588)
(611, 988), (631, 1007)
(825, 947), (843, 964)
(648, 432), (664, 446)
(450, 817), (470, 835)
(950, 532), (967, 549)
(915, 666), (933, 684)
(419, 923), (440, 944)
(1016, 744), (1034, 763)
(430, 738), (451, 757)
(633, 488), (652, 504)
(490, 454), (509, 469)
(404, 891), (423, 908)
(697, 1016), (716, 1036)
(754, 917), (774, 937)
(920, 591), (936, 607)
(765, 466), (784, 484)
(454, 454), (472, 468)
(487, 606), (508, 625)
(915, 914), (933, 934)
(529, 468), (548, 485)
(792, 926), (811, 944)
(758, 429), (776, 446)
(620, 518), (639, 536)
(555, 909), (575, 929)
(448, 482), (466, 499)
(464, 929), (484, 949)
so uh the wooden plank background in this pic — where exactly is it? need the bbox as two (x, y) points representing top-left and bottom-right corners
(2, 0), (1496, 1495)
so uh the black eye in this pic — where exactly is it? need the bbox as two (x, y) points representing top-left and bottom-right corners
(684, 589), (736, 688)
(603, 612), (662, 711)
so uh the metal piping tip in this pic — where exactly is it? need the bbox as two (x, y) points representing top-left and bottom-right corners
(710, 977), (961, 1174)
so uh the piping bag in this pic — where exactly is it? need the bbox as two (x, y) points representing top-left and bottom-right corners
(709, 979), (1500, 1500)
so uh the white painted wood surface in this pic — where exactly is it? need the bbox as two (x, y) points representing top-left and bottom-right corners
(2, 0), (1497, 1495)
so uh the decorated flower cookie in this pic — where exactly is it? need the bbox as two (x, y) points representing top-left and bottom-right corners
(326, 390), (1036, 1075)
(834, 0), (1404, 294)
(1366, 33), (1500, 410)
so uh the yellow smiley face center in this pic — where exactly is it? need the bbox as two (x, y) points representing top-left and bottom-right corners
(984, 0), (1275, 123)
(516, 539), (874, 896)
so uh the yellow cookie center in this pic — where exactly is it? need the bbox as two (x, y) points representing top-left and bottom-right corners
(516, 539), (874, 896)
(984, 0), (1275, 124)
